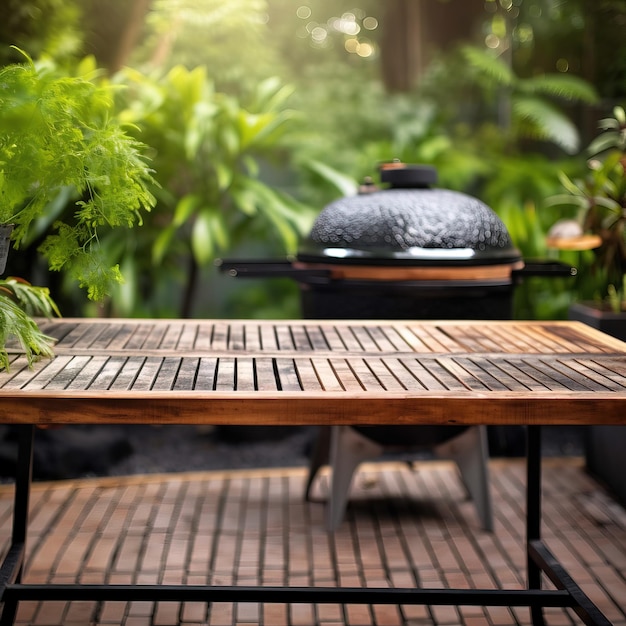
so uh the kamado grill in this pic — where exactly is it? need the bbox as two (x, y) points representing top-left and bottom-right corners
(219, 163), (575, 321)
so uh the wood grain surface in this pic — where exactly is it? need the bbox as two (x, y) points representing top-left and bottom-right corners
(1, 319), (626, 426)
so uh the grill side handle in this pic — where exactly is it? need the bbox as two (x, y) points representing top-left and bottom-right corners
(512, 260), (577, 281)
(216, 258), (332, 285)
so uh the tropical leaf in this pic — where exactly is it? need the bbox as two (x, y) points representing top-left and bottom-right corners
(191, 208), (229, 265)
(543, 194), (589, 209)
(588, 133), (624, 155)
(191, 210), (215, 265)
(461, 46), (514, 87)
(303, 160), (358, 197)
(252, 77), (296, 113)
(0, 278), (58, 371)
(513, 97), (580, 154)
(172, 194), (201, 227)
(520, 74), (598, 104)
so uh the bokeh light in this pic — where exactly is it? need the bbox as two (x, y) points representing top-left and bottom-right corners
(296, 6), (311, 19)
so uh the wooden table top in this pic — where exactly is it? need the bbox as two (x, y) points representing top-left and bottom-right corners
(1, 318), (626, 426)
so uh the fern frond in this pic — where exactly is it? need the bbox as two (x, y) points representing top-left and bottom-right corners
(0, 291), (56, 372)
(513, 96), (580, 154)
(520, 74), (598, 103)
(1, 277), (61, 317)
(461, 46), (514, 87)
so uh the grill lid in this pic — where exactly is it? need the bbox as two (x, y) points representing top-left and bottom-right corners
(298, 164), (521, 267)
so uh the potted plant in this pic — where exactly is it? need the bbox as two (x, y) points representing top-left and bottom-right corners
(0, 49), (155, 370)
(546, 105), (626, 505)
(546, 105), (626, 335)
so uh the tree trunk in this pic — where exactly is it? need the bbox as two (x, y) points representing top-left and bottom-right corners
(380, 0), (485, 92)
(82, 0), (153, 73)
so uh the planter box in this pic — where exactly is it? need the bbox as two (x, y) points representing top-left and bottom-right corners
(569, 301), (626, 341)
(569, 301), (626, 507)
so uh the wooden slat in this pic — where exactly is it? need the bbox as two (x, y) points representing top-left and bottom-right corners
(0, 357), (37, 388)
(143, 324), (171, 350)
(293, 359), (323, 391)
(274, 325), (295, 350)
(345, 358), (387, 391)
(473, 324), (540, 354)
(290, 325), (313, 351)
(464, 357), (532, 391)
(152, 356), (182, 390)
(236, 357), (256, 392)
(513, 358), (591, 391)
(536, 323), (618, 353)
(56, 322), (107, 348)
(65, 356), (110, 390)
(513, 325), (577, 353)
(121, 323), (157, 350)
(406, 325), (456, 353)
(349, 326), (380, 352)
(546, 359), (618, 391)
(310, 358), (344, 391)
(440, 324), (507, 353)
(328, 358), (366, 391)
(483, 358), (552, 391)
(302, 325), (329, 351)
(449, 357), (514, 391)
(131, 357), (165, 391)
(228, 323), (246, 351)
(177, 323), (200, 351)
(361, 358), (409, 391)
(102, 322), (138, 349)
(318, 326), (349, 352)
(335, 326), (365, 352)
(243, 324), (262, 351)
(109, 357), (146, 391)
(173, 357), (201, 391)
(195, 357), (218, 391)
(399, 358), (452, 391)
(562, 358), (626, 391)
(88, 323), (129, 349)
(22, 355), (76, 390)
(88, 356), (129, 391)
(388, 324), (432, 353)
(259, 324), (279, 351)
(43, 355), (92, 390)
(211, 323), (230, 351)
(432, 357), (488, 391)
(255, 358), (280, 391)
(214, 357), (235, 390)
(275, 358), (302, 391)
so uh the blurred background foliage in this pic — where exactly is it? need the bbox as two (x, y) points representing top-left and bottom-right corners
(1, 0), (626, 320)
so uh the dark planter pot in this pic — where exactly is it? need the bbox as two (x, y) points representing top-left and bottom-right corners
(569, 301), (626, 342)
(0, 224), (13, 275)
(569, 301), (626, 506)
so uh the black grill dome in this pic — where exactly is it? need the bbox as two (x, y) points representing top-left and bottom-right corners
(308, 189), (511, 251)
(299, 164), (521, 266)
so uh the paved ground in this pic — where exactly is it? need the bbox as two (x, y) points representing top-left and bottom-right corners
(1, 458), (624, 625)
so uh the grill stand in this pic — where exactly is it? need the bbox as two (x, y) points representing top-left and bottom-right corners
(0, 424), (611, 626)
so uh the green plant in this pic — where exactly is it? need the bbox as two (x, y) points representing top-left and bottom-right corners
(547, 106), (626, 311)
(0, 49), (156, 368)
(459, 45), (598, 154)
(96, 65), (319, 318)
(0, 50), (156, 299)
(0, 277), (59, 370)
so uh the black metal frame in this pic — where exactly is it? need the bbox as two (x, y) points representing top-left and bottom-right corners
(0, 425), (613, 626)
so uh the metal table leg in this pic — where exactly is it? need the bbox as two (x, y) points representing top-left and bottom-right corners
(0, 425), (34, 626)
(526, 425), (546, 626)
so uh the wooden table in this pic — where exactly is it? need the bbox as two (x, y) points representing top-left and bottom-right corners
(1, 318), (625, 626)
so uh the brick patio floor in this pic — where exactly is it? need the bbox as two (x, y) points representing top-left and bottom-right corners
(1, 458), (625, 626)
